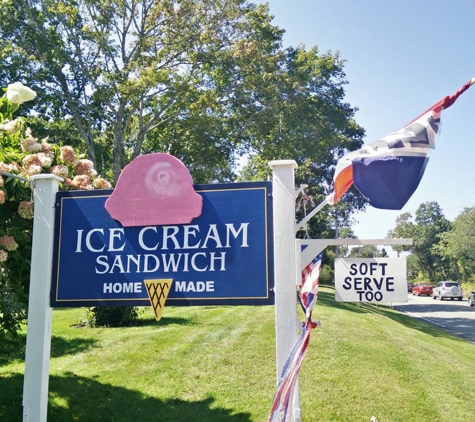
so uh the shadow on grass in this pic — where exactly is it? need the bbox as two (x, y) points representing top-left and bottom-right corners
(0, 373), (253, 422)
(50, 335), (99, 359)
(317, 288), (458, 341)
(2, 333), (102, 367)
(134, 315), (195, 327)
(317, 289), (377, 314)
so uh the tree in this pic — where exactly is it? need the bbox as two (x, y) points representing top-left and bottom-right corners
(335, 227), (356, 258)
(238, 44), (366, 231)
(1, 0), (366, 240)
(439, 206), (475, 281)
(406, 253), (423, 281)
(347, 245), (388, 258)
(387, 212), (415, 256)
(1, 0), (287, 182)
(388, 202), (452, 282)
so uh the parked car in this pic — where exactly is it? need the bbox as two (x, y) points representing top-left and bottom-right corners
(468, 291), (475, 307)
(412, 283), (433, 296)
(432, 281), (463, 301)
(407, 282), (415, 293)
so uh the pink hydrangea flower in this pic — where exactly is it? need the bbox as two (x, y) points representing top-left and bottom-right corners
(37, 153), (52, 169)
(93, 177), (112, 189)
(70, 175), (92, 190)
(60, 146), (76, 165)
(8, 163), (20, 173)
(0, 162), (20, 174)
(41, 139), (52, 154)
(0, 191), (5, 205)
(74, 159), (97, 178)
(18, 201), (34, 219)
(0, 176), (4, 188)
(51, 165), (69, 178)
(0, 163), (10, 172)
(20, 137), (42, 154)
(22, 154), (42, 171)
(0, 235), (18, 251)
(27, 165), (42, 175)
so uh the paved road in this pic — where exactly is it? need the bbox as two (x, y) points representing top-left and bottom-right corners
(386, 293), (475, 344)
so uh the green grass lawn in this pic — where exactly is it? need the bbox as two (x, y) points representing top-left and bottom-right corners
(1, 288), (475, 421)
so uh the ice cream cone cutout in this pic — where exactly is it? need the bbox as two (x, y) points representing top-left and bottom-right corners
(144, 279), (172, 321)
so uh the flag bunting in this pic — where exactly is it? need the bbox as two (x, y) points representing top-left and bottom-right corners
(268, 253), (323, 422)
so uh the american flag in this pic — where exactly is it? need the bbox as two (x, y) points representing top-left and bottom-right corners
(300, 252), (323, 320)
(268, 252), (323, 422)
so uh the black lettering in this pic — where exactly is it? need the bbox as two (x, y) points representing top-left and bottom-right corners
(374, 277), (384, 290)
(364, 277), (372, 290)
(370, 262), (378, 275)
(360, 263), (368, 275)
(343, 277), (352, 290)
(386, 277), (395, 291)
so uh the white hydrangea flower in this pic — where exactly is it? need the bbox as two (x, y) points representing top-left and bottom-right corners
(0, 119), (22, 134)
(6, 82), (37, 104)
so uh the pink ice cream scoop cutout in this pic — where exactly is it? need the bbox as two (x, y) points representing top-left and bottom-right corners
(105, 153), (203, 227)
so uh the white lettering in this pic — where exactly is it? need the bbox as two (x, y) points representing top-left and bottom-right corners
(175, 281), (215, 292)
(191, 252), (208, 271)
(126, 255), (141, 273)
(95, 255), (109, 274)
(92, 251), (228, 274)
(183, 225), (201, 249)
(138, 226), (159, 251)
(103, 282), (143, 294)
(202, 224), (223, 248)
(225, 223), (249, 247)
(108, 228), (126, 252)
(75, 229), (84, 253)
(144, 254), (160, 272)
(209, 252), (226, 271)
(86, 228), (105, 252)
(161, 253), (182, 272)
(109, 255), (125, 273)
(162, 226), (180, 250)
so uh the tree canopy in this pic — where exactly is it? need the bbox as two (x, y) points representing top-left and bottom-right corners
(1, 0), (366, 233)
(439, 206), (475, 281)
(388, 201), (453, 282)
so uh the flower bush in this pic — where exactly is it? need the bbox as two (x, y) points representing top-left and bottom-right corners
(0, 82), (113, 357)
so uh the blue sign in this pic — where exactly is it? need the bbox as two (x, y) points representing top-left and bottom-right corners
(50, 182), (274, 307)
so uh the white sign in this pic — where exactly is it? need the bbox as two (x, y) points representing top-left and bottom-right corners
(335, 258), (408, 302)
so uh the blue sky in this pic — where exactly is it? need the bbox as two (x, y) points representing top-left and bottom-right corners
(261, 0), (475, 248)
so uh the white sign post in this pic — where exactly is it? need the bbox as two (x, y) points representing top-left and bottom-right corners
(268, 159), (302, 422)
(22, 175), (62, 422)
